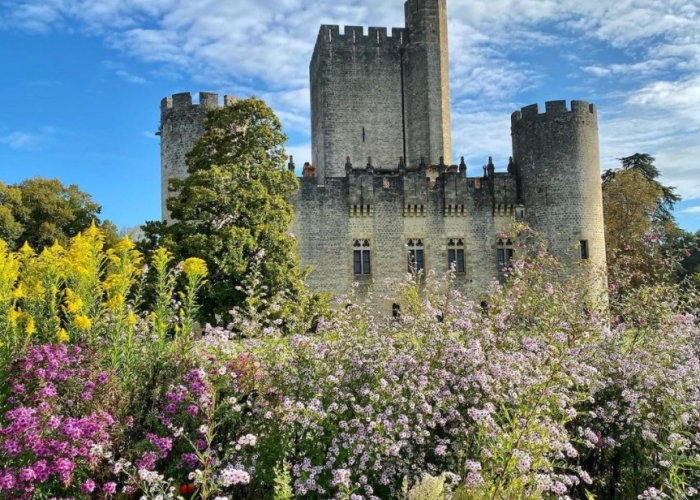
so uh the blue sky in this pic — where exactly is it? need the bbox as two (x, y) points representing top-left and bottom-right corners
(0, 0), (698, 232)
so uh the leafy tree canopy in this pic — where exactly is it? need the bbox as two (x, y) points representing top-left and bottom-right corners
(602, 153), (681, 224)
(140, 97), (312, 324)
(0, 177), (119, 251)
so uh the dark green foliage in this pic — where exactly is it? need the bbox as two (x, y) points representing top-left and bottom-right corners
(140, 97), (307, 324)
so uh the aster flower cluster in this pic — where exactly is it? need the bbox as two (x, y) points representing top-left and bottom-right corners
(2, 224), (700, 500)
(117, 345), (260, 499)
(0, 344), (116, 499)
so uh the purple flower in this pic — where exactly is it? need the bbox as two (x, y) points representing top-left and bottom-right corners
(182, 453), (199, 469)
(81, 478), (96, 493)
(0, 472), (16, 489)
(18, 467), (36, 482)
(135, 451), (158, 470)
(103, 481), (117, 494)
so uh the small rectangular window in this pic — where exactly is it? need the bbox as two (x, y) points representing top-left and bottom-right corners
(447, 239), (465, 273)
(497, 239), (513, 272)
(353, 239), (371, 275)
(407, 239), (425, 273)
(580, 240), (589, 260)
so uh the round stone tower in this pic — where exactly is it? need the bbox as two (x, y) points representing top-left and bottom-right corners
(160, 92), (237, 222)
(511, 100), (606, 272)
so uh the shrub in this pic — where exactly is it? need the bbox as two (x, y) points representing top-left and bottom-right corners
(0, 344), (118, 499)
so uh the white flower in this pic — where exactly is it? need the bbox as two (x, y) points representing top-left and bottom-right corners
(237, 434), (257, 447)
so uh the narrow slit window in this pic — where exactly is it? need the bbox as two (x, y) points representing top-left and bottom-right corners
(580, 240), (589, 260)
(407, 239), (425, 273)
(362, 127), (366, 143)
(447, 238), (465, 273)
(353, 239), (371, 275)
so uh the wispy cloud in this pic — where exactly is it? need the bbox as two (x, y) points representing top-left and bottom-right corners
(0, 126), (64, 150)
(680, 206), (700, 215)
(1, 0), (699, 205)
(103, 60), (147, 84)
(0, 132), (38, 148)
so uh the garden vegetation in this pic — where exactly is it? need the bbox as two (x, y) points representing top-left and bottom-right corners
(0, 219), (699, 500)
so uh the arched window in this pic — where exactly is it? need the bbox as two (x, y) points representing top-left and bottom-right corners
(353, 239), (371, 275)
(407, 239), (424, 272)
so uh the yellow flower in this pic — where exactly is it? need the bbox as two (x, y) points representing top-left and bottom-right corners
(183, 258), (208, 279)
(73, 315), (92, 330)
(64, 289), (84, 314)
(126, 310), (138, 326)
(104, 293), (125, 311)
(113, 235), (135, 253)
(7, 308), (19, 325)
(11, 283), (24, 299)
(49, 240), (64, 253)
(28, 281), (46, 296)
(24, 316), (36, 336)
(56, 328), (69, 343)
(20, 241), (34, 256)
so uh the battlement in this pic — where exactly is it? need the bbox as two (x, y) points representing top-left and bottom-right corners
(315, 24), (406, 47)
(511, 100), (597, 125)
(160, 92), (238, 113)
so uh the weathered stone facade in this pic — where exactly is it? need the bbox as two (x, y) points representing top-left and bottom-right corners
(160, 0), (607, 310)
(159, 92), (237, 222)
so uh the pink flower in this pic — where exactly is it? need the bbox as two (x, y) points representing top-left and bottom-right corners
(103, 481), (117, 494)
(81, 478), (96, 493)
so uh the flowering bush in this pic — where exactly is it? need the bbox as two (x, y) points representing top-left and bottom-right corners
(1, 224), (699, 499)
(0, 343), (117, 499)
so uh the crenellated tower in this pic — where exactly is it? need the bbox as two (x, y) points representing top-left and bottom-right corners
(403, 0), (452, 168)
(159, 92), (237, 221)
(511, 100), (606, 272)
(158, 2), (608, 311)
(309, 0), (452, 183)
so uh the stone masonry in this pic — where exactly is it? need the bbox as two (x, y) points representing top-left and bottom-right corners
(160, 0), (607, 312)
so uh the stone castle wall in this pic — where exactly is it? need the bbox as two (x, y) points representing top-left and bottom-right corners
(311, 26), (406, 182)
(512, 100), (606, 271)
(403, 0), (451, 167)
(310, 0), (453, 181)
(159, 0), (608, 312)
(291, 165), (520, 306)
(160, 92), (237, 221)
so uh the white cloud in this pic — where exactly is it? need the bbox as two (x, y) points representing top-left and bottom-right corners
(2, 0), (699, 210)
(103, 60), (147, 84)
(286, 143), (312, 170)
(597, 74), (700, 202)
(680, 206), (700, 214)
(0, 132), (37, 148)
(0, 126), (65, 150)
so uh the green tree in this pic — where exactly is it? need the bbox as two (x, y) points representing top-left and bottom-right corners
(602, 154), (683, 253)
(141, 97), (308, 324)
(602, 154), (694, 300)
(602, 153), (681, 225)
(0, 178), (119, 251)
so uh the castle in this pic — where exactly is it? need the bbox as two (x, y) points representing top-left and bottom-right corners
(159, 0), (606, 310)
